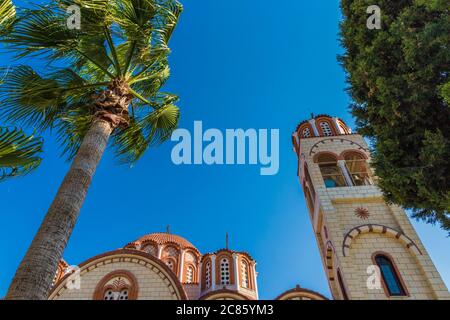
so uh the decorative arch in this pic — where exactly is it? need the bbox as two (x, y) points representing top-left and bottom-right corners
(336, 119), (351, 134)
(93, 269), (139, 300)
(140, 240), (158, 256)
(315, 152), (347, 188)
(199, 289), (252, 300)
(340, 149), (368, 160)
(275, 285), (328, 300)
(297, 122), (315, 139)
(342, 224), (423, 257)
(313, 151), (339, 163)
(123, 242), (138, 250)
(315, 117), (338, 137)
(309, 138), (369, 157)
(215, 252), (235, 286)
(49, 249), (188, 300)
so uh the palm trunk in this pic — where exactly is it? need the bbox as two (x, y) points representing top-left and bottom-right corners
(5, 119), (113, 300)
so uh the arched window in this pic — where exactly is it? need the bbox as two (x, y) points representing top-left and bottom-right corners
(104, 287), (129, 300)
(142, 243), (157, 256)
(302, 127), (311, 138)
(337, 269), (349, 300)
(320, 122), (333, 136)
(220, 258), (230, 285)
(375, 254), (407, 296)
(205, 261), (211, 289)
(317, 154), (347, 188)
(344, 152), (372, 186)
(93, 270), (138, 300)
(298, 124), (314, 139)
(241, 260), (249, 288)
(186, 266), (194, 284)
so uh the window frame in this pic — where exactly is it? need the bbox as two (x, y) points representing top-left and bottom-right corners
(93, 270), (139, 300)
(372, 252), (409, 297)
(298, 123), (315, 139)
(315, 117), (337, 137)
(240, 259), (251, 289)
(186, 265), (195, 284)
(343, 151), (373, 186)
(205, 261), (211, 288)
(315, 153), (347, 188)
(219, 258), (231, 285)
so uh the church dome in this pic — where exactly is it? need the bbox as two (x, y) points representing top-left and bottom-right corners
(125, 232), (199, 253)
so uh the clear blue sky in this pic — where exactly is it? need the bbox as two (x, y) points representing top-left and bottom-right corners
(0, 0), (448, 299)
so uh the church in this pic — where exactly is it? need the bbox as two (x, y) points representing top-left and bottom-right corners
(49, 115), (449, 300)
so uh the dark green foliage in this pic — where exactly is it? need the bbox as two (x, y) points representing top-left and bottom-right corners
(339, 0), (450, 231)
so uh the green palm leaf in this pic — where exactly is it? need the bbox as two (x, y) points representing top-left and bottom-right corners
(0, 127), (43, 181)
(0, 0), (16, 34)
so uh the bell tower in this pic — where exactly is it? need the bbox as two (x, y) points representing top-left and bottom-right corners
(292, 114), (449, 300)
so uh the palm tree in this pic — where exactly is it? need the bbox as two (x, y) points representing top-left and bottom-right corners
(0, 127), (43, 180)
(1, 0), (183, 299)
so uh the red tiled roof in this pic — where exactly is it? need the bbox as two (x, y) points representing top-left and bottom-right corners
(126, 233), (199, 252)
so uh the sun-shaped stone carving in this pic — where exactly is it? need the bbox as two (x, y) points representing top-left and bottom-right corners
(355, 207), (370, 220)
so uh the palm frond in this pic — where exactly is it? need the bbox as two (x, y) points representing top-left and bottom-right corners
(110, 0), (157, 41)
(0, 66), (108, 130)
(0, 0), (16, 34)
(130, 63), (170, 97)
(0, 66), (66, 130)
(4, 5), (78, 58)
(3, 4), (116, 77)
(110, 117), (148, 163)
(0, 127), (42, 181)
(55, 110), (92, 160)
(56, 0), (111, 35)
(110, 102), (179, 164)
(140, 102), (180, 145)
(152, 0), (183, 46)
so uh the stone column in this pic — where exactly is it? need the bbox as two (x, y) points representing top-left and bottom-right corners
(211, 254), (216, 291)
(179, 249), (185, 282)
(338, 160), (353, 187)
